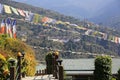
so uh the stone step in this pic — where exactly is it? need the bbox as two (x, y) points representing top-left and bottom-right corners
(22, 75), (58, 80)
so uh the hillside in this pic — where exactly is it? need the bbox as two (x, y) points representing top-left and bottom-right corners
(0, 0), (120, 60)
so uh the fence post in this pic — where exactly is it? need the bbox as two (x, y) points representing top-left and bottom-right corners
(52, 55), (55, 77)
(45, 69), (47, 74)
(9, 58), (16, 80)
(10, 66), (15, 80)
(54, 58), (58, 79)
(59, 65), (64, 80)
(17, 52), (22, 80)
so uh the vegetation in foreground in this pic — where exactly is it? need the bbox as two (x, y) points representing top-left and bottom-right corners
(0, 34), (36, 77)
(94, 56), (112, 80)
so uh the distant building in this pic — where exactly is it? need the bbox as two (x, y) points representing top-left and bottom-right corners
(48, 37), (69, 43)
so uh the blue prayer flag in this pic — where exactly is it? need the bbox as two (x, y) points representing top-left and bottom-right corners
(0, 4), (3, 13)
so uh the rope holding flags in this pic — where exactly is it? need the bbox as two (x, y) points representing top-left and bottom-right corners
(0, 18), (17, 38)
(0, 3), (63, 25)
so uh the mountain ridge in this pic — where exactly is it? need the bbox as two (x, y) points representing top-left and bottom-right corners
(13, 0), (114, 19)
(90, 0), (120, 29)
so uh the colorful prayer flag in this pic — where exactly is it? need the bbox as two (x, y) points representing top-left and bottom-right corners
(12, 20), (17, 38)
(24, 11), (29, 20)
(103, 33), (107, 40)
(28, 12), (34, 22)
(47, 18), (53, 23)
(8, 19), (12, 38)
(6, 18), (11, 36)
(115, 37), (119, 43)
(0, 4), (3, 14)
(11, 7), (19, 15)
(33, 13), (40, 24)
(4, 5), (12, 14)
(38, 15), (44, 22)
(42, 17), (49, 23)
(0, 19), (6, 34)
(51, 19), (57, 24)
(17, 9), (25, 17)
(112, 36), (115, 42)
(118, 38), (120, 44)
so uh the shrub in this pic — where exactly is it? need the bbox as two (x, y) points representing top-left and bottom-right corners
(117, 68), (120, 80)
(94, 55), (112, 80)
(0, 54), (9, 80)
(45, 52), (53, 74)
(0, 35), (37, 76)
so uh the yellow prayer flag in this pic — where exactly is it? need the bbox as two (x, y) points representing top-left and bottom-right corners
(4, 5), (12, 14)
(56, 21), (63, 24)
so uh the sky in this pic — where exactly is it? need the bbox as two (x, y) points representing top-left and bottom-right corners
(13, 0), (114, 18)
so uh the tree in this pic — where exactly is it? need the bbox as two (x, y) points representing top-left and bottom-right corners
(117, 68), (120, 80)
(0, 54), (9, 80)
(94, 56), (112, 80)
(45, 52), (53, 74)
